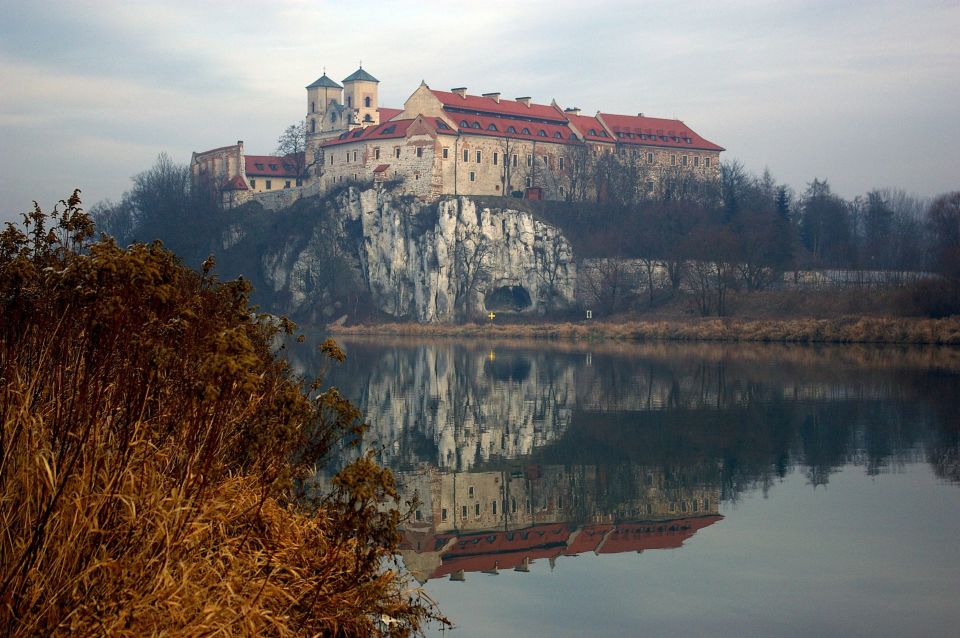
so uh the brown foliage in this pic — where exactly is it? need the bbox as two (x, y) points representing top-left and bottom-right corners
(0, 192), (446, 636)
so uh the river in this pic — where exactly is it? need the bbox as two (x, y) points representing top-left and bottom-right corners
(293, 337), (960, 637)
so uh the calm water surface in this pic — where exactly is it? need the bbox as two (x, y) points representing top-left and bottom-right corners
(295, 338), (960, 637)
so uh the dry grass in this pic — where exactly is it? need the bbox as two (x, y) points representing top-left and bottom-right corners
(0, 193), (445, 636)
(330, 316), (960, 345)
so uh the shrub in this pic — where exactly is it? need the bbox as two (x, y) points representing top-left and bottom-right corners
(894, 278), (960, 318)
(0, 192), (445, 636)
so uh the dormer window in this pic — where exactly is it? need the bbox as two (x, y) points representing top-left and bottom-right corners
(538, 130), (547, 137)
(507, 126), (517, 133)
(352, 129), (363, 138)
(437, 119), (449, 129)
(598, 130), (608, 137)
(521, 127), (531, 135)
(268, 164), (277, 170)
(554, 132), (562, 139)
(487, 123), (498, 131)
(588, 129), (596, 135)
(470, 121), (481, 129)
(459, 120), (470, 127)
(380, 125), (397, 134)
(254, 163), (265, 170)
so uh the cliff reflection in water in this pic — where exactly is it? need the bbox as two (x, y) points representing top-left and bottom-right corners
(301, 338), (960, 581)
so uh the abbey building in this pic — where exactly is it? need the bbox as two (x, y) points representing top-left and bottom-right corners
(191, 66), (723, 207)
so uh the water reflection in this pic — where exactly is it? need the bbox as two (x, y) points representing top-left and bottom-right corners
(293, 337), (960, 584)
(398, 463), (721, 583)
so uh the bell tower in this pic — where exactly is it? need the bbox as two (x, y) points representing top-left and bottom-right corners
(343, 65), (379, 126)
(305, 70), (342, 137)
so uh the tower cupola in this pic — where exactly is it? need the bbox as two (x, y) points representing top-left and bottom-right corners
(343, 65), (380, 126)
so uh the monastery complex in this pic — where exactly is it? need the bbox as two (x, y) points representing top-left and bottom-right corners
(191, 66), (724, 206)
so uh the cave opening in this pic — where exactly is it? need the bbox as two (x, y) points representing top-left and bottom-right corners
(484, 285), (532, 312)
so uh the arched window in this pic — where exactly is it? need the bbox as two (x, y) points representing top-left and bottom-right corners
(364, 96), (371, 108)
(346, 96), (352, 107)
(363, 114), (373, 122)
(459, 120), (470, 128)
(554, 131), (562, 139)
(311, 101), (315, 113)
(521, 127), (531, 135)
(487, 123), (498, 131)
(470, 121), (481, 129)
(538, 129), (547, 137)
(311, 119), (316, 133)
(588, 128), (596, 135)
(507, 126), (517, 133)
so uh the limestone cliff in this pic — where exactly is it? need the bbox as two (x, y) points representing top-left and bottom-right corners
(228, 187), (577, 323)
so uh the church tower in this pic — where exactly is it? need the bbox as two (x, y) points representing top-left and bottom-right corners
(305, 72), (343, 137)
(343, 66), (380, 126)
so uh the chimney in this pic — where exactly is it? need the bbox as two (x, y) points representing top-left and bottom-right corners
(516, 97), (531, 107)
(451, 87), (467, 98)
(482, 92), (501, 103)
(564, 107), (581, 116)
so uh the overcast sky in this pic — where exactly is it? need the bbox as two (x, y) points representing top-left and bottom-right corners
(1, 0), (957, 222)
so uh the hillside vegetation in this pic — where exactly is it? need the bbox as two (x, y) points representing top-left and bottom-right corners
(0, 192), (445, 636)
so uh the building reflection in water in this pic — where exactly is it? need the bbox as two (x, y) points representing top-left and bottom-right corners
(301, 338), (960, 581)
(396, 463), (721, 583)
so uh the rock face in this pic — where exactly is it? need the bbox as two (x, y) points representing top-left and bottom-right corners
(251, 187), (577, 323)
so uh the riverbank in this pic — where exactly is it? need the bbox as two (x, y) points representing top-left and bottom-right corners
(329, 315), (960, 345)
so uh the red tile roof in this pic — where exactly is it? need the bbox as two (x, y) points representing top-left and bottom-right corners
(431, 90), (566, 123)
(321, 117), (455, 148)
(372, 164), (390, 173)
(321, 119), (416, 147)
(409, 515), (723, 581)
(378, 107), (403, 121)
(221, 175), (248, 191)
(598, 113), (724, 151)
(244, 155), (300, 177)
(563, 113), (614, 143)
(453, 113), (580, 145)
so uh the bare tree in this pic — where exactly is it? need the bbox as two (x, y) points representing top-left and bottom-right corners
(580, 258), (638, 316)
(452, 236), (493, 320)
(275, 121), (309, 178)
(497, 136), (521, 196)
(534, 231), (569, 312)
(927, 191), (960, 278)
(684, 226), (739, 316)
(565, 145), (594, 203)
